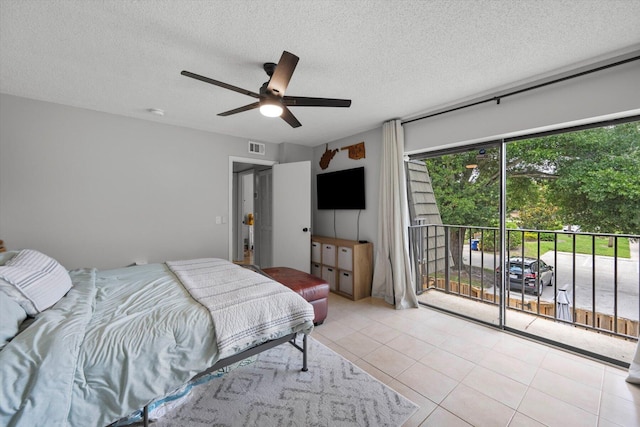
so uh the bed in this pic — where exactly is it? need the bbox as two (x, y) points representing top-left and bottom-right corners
(0, 250), (315, 427)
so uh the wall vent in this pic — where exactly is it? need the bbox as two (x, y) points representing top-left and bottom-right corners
(248, 141), (265, 155)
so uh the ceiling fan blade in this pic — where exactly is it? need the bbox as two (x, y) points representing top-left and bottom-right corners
(280, 106), (302, 128)
(283, 96), (351, 108)
(217, 102), (260, 116)
(266, 51), (299, 96)
(181, 70), (260, 98)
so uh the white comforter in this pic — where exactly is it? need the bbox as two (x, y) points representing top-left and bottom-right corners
(0, 261), (314, 427)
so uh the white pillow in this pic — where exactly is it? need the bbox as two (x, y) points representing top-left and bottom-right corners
(0, 249), (72, 315)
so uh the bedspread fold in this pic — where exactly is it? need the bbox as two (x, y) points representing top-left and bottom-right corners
(166, 258), (314, 359)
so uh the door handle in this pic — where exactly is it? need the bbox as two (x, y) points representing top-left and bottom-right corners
(302, 227), (310, 232)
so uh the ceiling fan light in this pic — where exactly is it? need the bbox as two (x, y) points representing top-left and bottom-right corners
(259, 100), (283, 117)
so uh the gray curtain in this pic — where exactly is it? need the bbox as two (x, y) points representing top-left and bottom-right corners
(371, 120), (419, 309)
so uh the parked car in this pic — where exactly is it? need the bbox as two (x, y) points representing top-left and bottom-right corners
(496, 257), (554, 296)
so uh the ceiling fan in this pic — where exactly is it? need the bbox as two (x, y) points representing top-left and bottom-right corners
(181, 51), (351, 128)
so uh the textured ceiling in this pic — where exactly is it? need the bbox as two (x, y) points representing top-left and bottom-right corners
(1, 0), (639, 147)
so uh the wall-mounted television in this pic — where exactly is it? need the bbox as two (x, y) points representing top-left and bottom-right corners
(317, 167), (366, 210)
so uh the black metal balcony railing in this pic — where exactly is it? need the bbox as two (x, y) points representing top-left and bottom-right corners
(408, 223), (640, 340)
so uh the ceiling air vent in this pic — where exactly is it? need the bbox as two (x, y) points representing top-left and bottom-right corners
(248, 141), (265, 155)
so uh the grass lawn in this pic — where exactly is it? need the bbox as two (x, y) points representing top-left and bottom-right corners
(522, 234), (630, 258)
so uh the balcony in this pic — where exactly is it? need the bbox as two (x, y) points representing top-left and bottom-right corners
(409, 224), (640, 366)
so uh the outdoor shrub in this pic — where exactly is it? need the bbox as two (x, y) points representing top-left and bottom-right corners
(506, 228), (523, 248)
(481, 223), (522, 251)
(539, 232), (556, 241)
(524, 231), (556, 241)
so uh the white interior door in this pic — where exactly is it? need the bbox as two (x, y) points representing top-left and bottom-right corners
(273, 161), (311, 272)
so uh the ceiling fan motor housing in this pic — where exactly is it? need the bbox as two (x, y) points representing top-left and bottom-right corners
(263, 62), (277, 77)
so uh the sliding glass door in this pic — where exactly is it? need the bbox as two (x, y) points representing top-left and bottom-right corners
(409, 118), (640, 364)
(502, 120), (640, 361)
(409, 143), (502, 326)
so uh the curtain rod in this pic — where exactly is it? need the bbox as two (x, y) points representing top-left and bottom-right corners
(402, 54), (640, 125)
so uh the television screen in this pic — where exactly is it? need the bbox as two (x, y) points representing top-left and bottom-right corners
(317, 167), (365, 210)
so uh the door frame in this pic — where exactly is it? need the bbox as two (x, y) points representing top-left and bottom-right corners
(235, 169), (254, 261)
(228, 156), (277, 261)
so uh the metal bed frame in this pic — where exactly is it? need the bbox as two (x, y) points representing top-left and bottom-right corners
(140, 332), (308, 427)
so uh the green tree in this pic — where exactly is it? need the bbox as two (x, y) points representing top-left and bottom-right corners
(509, 122), (640, 235)
(425, 148), (500, 227)
(424, 147), (500, 269)
(516, 186), (562, 231)
(549, 123), (640, 235)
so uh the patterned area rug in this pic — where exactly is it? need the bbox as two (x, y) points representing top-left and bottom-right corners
(154, 336), (417, 426)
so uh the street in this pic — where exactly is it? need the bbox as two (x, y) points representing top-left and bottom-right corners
(461, 241), (640, 321)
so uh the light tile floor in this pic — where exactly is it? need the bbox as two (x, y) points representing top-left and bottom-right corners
(311, 293), (640, 427)
(418, 291), (638, 365)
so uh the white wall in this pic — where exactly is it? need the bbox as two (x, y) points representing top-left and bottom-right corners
(278, 142), (314, 163)
(312, 127), (381, 250)
(0, 94), (278, 269)
(404, 58), (640, 153)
